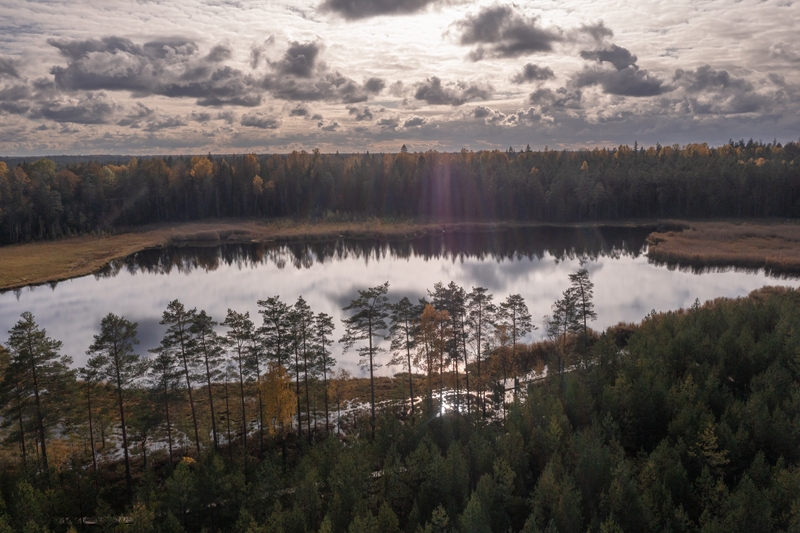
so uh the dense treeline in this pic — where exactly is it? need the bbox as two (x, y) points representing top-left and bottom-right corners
(2, 276), (800, 531)
(1, 139), (799, 244)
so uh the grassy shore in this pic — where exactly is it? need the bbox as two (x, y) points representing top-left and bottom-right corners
(647, 220), (800, 275)
(2, 217), (799, 291)
(0, 218), (558, 291)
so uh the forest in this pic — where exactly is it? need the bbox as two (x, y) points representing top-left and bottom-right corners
(1, 139), (799, 245)
(1, 267), (799, 532)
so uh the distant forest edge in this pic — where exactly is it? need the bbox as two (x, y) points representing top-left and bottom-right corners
(0, 139), (798, 245)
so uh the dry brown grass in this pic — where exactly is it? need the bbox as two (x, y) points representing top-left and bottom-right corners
(0, 218), (520, 291)
(647, 220), (800, 275)
(1, 217), (640, 291)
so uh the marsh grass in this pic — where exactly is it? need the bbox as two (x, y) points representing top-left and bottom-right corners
(647, 220), (800, 275)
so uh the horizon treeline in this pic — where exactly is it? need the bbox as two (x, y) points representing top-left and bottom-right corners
(1, 284), (799, 532)
(1, 139), (799, 244)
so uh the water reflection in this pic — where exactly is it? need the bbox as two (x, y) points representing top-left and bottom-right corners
(97, 225), (653, 279)
(1, 225), (798, 377)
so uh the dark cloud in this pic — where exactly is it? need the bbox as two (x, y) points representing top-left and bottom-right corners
(574, 66), (667, 97)
(580, 44), (638, 71)
(241, 112), (281, 129)
(273, 41), (321, 78)
(0, 56), (21, 79)
(580, 21), (613, 42)
(206, 44), (232, 63)
(311, 113), (323, 120)
(34, 92), (119, 124)
(364, 77), (386, 94)
(318, 0), (443, 20)
(190, 111), (212, 122)
(376, 114), (400, 130)
(511, 63), (555, 83)
(673, 65), (752, 93)
(0, 83), (30, 103)
(117, 102), (155, 126)
(47, 37), (261, 107)
(529, 87), (582, 110)
(769, 42), (800, 63)
(454, 5), (562, 60)
(289, 104), (310, 116)
(348, 106), (373, 121)
(414, 76), (491, 106)
(403, 115), (427, 127)
(217, 110), (235, 124)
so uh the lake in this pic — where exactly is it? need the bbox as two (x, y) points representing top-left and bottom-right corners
(2, 225), (798, 376)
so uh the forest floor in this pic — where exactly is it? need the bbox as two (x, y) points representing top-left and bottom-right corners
(2, 217), (799, 291)
(646, 219), (800, 275)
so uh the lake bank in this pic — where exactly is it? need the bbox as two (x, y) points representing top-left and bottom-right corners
(647, 220), (800, 275)
(0, 218), (659, 291)
(1, 217), (798, 291)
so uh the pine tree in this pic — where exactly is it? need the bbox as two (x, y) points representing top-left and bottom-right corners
(159, 300), (201, 455)
(568, 267), (597, 354)
(190, 310), (223, 451)
(498, 294), (534, 395)
(467, 287), (496, 417)
(389, 297), (421, 420)
(314, 312), (335, 434)
(340, 282), (390, 439)
(223, 309), (254, 454)
(86, 313), (146, 503)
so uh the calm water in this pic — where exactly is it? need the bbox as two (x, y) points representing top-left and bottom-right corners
(2, 226), (798, 376)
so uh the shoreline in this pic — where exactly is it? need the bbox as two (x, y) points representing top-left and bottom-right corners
(646, 220), (800, 276)
(1, 217), (798, 291)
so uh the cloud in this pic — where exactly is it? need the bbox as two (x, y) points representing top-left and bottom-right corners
(34, 91), (119, 124)
(117, 102), (155, 126)
(470, 105), (544, 126)
(190, 111), (212, 123)
(769, 42), (800, 63)
(580, 21), (613, 42)
(414, 76), (491, 106)
(241, 111), (281, 129)
(348, 106), (373, 121)
(272, 41), (321, 78)
(403, 115), (427, 127)
(317, 119), (340, 131)
(46, 37), (262, 108)
(454, 5), (562, 60)
(511, 63), (555, 83)
(364, 77), (386, 94)
(289, 104), (310, 116)
(0, 56), (21, 79)
(529, 87), (582, 110)
(580, 44), (637, 71)
(574, 66), (667, 97)
(206, 44), (232, 63)
(672, 65), (752, 93)
(144, 116), (187, 132)
(318, 0), (444, 20)
(376, 114), (400, 130)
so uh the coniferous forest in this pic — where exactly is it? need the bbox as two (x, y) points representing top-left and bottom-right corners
(1, 269), (799, 532)
(0, 139), (799, 244)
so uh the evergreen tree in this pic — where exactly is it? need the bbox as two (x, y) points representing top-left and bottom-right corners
(314, 312), (335, 434)
(467, 287), (496, 417)
(5, 312), (74, 474)
(568, 267), (597, 354)
(498, 294), (533, 395)
(389, 296), (421, 420)
(340, 282), (390, 439)
(190, 310), (223, 451)
(223, 309), (254, 454)
(158, 300), (201, 455)
(86, 313), (146, 503)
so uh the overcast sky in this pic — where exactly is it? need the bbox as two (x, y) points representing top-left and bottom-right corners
(0, 0), (798, 155)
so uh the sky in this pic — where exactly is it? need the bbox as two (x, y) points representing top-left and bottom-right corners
(0, 0), (798, 156)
